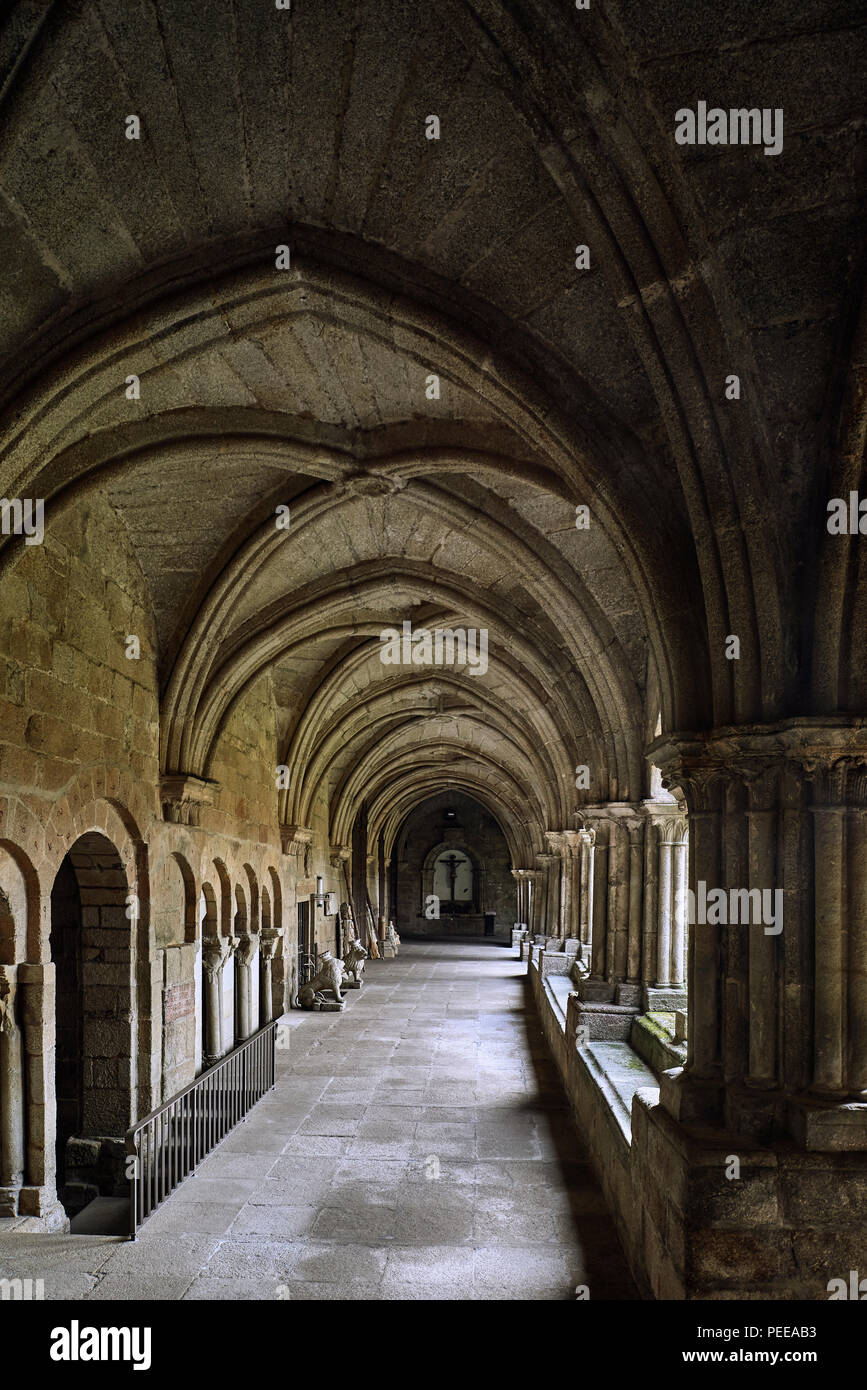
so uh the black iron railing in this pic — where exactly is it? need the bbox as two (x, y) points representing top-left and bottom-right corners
(125, 1018), (278, 1239)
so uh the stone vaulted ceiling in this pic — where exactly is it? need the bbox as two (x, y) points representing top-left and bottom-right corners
(0, 0), (864, 856)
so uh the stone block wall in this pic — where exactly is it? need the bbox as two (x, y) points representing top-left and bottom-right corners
(0, 492), (160, 814)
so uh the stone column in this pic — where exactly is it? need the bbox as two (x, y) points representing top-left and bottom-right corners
(532, 853), (549, 936)
(365, 854), (378, 936)
(651, 725), (867, 1147)
(15, 962), (66, 1227)
(511, 868), (533, 928)
(0, 965), (25, 1216)
(259, 930), (280, 1025)
(535, 853), (559, 938)
(624, 724), (867, 1300)
(380, 855), (391, 937)
(330, 845), (353, 947)
(577, 828), (594, 968)
(234, 935), (258, 1041)
(202, 935), (236, 1066)
(545, 830), (583, 941)
(572, 804), (648, 1034)
(642, 803), (689, 1010)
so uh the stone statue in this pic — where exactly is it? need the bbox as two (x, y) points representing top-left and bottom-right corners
(294, 951), (345, 1009)
(382, 919), (401, 957)
(341, 931), (368, 984)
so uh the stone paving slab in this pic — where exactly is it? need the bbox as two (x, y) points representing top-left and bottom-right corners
(0, 941), (638, 1300)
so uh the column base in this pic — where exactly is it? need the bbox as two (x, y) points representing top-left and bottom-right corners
(631, 1093), (867, 1298)
(643, 985), (687, 1012)
(790, 1096), (867, 1151)
(0, 1184), (22, 1218)
(14, 1187), (70, 1232)
(661, 1066), (867, 1149)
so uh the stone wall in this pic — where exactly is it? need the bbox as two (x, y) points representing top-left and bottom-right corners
(0, 493), (160, 813)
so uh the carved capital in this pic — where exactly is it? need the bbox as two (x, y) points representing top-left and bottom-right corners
(202, 934), (235, 982)
(235, 934), (258, 968)
(329, 844), (351, 868)
(648, 719), (867, 814)
(545, 829), (585, 856)
(281, 824), (313, 856)
(259, 929), (281, 962)
(160, 773), (219, 826)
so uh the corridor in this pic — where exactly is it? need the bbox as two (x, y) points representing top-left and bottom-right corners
(1, 942), (636, 1301)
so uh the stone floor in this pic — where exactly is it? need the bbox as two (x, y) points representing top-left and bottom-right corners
(0, 941), (638, 1300)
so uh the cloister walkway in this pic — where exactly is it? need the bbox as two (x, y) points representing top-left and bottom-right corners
(0, 941), (637, 1300)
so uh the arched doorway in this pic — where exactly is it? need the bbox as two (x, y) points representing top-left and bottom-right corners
(49, 832), (135, 1217)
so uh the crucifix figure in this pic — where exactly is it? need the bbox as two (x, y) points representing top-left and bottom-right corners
(441, 852), (467, 904)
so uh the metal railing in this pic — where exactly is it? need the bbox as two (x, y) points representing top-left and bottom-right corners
(125, 1018), (278, 1239)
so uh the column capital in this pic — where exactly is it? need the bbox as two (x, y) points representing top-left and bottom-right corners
(329, 844), (351, 866)
(235, 934), (258, 966)
(202, 934), (236, 980)
(281, 824), (313, 856)
(648, 719), (867, 810)
(545, 829), (585, 856)
(579, 801), (644, 829)
(511, 867), (536, 880)
(159, 773), (220, 826)
(643, 800), (689, 842)
(259, 929), (281, 961)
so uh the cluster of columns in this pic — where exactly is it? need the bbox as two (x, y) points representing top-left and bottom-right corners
(202, 930), (279, 1068)
(652, 724), (867, 1147)
(513, 802), (689, 1019)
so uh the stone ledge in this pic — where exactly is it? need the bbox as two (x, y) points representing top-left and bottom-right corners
(581, 1042), (659, 1146)
(631, 1012), (687, 1078)
(543, 974), (573, 1033)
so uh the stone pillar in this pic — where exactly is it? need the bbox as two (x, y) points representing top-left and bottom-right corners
(650, 725), (867, 1146)
(0, 965), (25, 1216)
(330, 845), (353, 945)
(379, 855), (390, 938)
(234, 935), (258, 1041)
(545, 830), (583, 941)
(535, 853), (559, 938)
(642, 803), (690, 1010)
(531, 852), (549, 936)
(365, 854), (378, 936)
(623, 724), (867, 1300)
(511, 868), (533, 928)
(572, 804), (649, 1034)
(202, 935), (236, 1066)
(259, 930), (280, 1025)
(577, 828), (594, 967)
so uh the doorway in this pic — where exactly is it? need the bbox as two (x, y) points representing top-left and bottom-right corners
(49, 832), (134, 1216)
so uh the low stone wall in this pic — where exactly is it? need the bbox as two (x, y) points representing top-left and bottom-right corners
(528, 945), (867, 1300)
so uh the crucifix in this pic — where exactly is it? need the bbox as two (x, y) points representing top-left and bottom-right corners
(441, 852), (467, 904)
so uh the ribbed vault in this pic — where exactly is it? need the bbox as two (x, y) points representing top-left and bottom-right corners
(0, 0), (863, 868)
